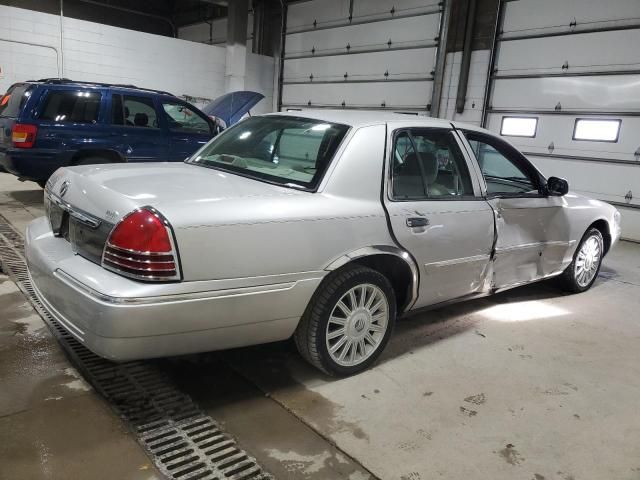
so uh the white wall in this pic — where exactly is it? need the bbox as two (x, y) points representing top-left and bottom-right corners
(245, 52), (275, 115)
(0, 5), (274, 113)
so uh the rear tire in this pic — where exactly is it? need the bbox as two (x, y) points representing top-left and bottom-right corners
(294, 265), (396, 376)
(557, 227), (604, 293)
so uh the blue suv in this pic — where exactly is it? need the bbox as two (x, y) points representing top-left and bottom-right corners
(0, 79), (220, 188)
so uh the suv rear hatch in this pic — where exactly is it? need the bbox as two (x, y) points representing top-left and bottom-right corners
(0, 83), (35, 164)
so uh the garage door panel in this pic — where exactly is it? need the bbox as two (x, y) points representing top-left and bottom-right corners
(282, 0), (442, 112)
(285, 15), (440, 57)
(284, 48), (437, 82)
(497, 30), (640, 75)
(487, 114), (640, 161)
(353, 0), (440, 18)
(526, 155), (640, 211)
(287, 0), (350, 31)
(503, 0), (640, 34)
(282, 81), (433, 108)
(491, 76), (640, 111)
(486, 0), (640, 240)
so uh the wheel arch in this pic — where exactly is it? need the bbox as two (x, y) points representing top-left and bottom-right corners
(588, 218), (612, 254)
(325, 246), (419, 313)
(69, 149), (125, 165)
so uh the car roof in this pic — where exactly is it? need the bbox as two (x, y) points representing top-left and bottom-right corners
(265, 109), (489, 133)
(21, 78), (174, 97)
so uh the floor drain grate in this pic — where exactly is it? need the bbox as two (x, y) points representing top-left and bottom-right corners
(0, 214), (273, 480)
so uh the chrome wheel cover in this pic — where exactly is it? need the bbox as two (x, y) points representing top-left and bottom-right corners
(574, 235), (602, 287)
(325, 283), (389, 367)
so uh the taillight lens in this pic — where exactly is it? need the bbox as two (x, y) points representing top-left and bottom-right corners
(102, 208), (181, 281)
(12, 123), (38, 148)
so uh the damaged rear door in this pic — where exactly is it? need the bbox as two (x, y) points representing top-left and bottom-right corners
(383, 125), (494, 308)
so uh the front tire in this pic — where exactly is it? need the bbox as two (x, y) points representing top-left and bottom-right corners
(558, 228), (604, 293)
(294, 265), (396, 376)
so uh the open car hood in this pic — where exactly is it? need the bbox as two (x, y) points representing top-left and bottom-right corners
(201, 91), (264, 126)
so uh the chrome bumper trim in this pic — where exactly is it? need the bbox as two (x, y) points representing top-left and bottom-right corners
(55, 268), (304, 305)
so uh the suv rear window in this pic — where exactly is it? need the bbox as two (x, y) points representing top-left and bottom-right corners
(39, 90), (102, 123)
(0, 84), (32, 118)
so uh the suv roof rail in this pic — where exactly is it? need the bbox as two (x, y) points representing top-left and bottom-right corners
(33, 78), (174, 96)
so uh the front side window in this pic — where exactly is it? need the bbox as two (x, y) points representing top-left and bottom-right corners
(187, 116), (349, 190)
(465, 132), (538, 196)
(40, 90), (101, 123)
(391, 129), (474, 200)
(162, 102), (211, 134)
(122, 95), (158, 128)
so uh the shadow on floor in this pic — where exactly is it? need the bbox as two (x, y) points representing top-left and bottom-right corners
(8, 189), (44, 206)
(162, 275), (603, 402)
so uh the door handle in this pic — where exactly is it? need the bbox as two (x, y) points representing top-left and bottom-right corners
(406, 217), (429, 228)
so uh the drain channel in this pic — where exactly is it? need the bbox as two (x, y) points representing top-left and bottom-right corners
(0, 214), (273, 480)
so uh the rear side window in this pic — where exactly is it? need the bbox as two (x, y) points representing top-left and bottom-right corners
(392, 129), (474, 200)
(0, 84), (32, 118)
(40, 90), (101, 123)
(122, 95), (158, 128)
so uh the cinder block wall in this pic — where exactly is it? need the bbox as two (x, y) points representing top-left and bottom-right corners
(0, 5), (275, 113)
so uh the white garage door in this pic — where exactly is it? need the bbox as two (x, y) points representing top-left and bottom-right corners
(281, 0), (443, 112)
(483, 0), (640, 241)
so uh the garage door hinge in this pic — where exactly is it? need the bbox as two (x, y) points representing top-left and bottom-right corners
(548, 142), (555, 153)
(562, 61), (569, 71)
(555, 102), (562, 111)
(634, 146), (640, 160)
(625, 191), (633, 202)
(569, 17), (577, 28)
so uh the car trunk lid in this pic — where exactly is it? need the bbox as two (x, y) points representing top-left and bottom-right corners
(44, 162), (304, 267)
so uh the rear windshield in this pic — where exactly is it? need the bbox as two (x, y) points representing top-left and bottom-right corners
(0, 84), (32, 118)
(39, 90), (102, 123)
(186, 116), (350, 190)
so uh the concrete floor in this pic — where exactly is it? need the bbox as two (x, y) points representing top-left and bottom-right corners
(1, 173), (639, 480)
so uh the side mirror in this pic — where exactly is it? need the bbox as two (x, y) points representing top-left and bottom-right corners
(546, 176), (569, 196)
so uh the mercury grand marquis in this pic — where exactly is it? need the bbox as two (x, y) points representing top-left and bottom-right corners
(25, 111), (621, 376)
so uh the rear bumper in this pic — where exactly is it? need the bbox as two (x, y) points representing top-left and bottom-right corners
(0, 148), (64, 182)
(25, 216), (323, 361)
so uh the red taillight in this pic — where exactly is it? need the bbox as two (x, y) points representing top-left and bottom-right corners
(12, 123), (38, 148)
(102, 208), (181, 281)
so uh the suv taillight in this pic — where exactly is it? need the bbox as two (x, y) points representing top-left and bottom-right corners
(12, 123), (38, 148)
(102, 208), (181, 281)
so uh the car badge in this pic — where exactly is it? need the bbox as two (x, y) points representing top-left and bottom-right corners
(59, 180), (70, 198)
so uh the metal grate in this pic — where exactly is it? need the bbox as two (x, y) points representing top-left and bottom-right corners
(0, 214), (273, 480)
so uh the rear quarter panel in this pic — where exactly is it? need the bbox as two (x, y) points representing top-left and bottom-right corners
(171, 124), (396, 281)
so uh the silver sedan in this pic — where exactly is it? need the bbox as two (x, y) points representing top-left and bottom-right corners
(26, 111), (621, 376)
